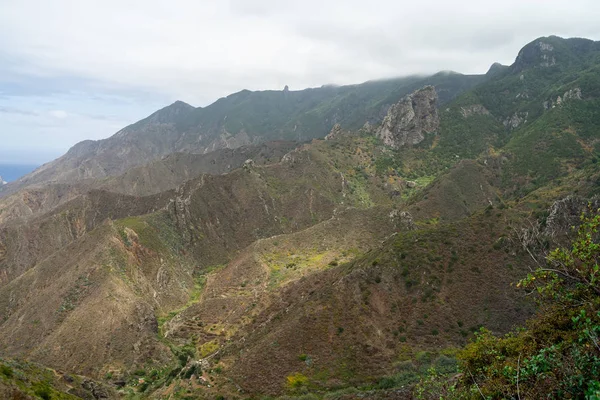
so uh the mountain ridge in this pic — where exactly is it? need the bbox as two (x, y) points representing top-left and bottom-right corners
(0, 71), (484, 198)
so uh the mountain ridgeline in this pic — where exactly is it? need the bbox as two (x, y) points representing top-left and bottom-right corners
(1, 35), (600, 399)
(0, 71), (483, 196)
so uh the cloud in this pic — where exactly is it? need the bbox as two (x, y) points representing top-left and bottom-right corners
(2, 0), (600, 104)
(0, 91), (162, 163)
(49, 110), (68, 119)
(0, 0), (600, 163)
(0, 106), (38, 116)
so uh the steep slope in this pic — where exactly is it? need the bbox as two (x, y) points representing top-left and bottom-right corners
(390, 36), (600, 197)
(0, 72), (483, 197)
(96, 140), (299, 196)
(0, 189), (175, 287)
(222, 209), (535, 396)
(0, 141), (299, 226)
(0, 358), (116, 399)
(145, 158), (521, 397)
(0, 107), (512, 395)
(0, 133), (407, 383)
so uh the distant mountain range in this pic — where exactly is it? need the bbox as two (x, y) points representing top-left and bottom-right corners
(0, 71), (484, 197)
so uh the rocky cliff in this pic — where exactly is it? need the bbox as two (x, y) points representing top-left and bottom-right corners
(376, 85), (439, 148)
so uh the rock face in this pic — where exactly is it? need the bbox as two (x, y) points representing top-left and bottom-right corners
(0, 176), (6, 186)
(539, 41), (557, 67)
(503, 112), (529, 130)
(543, 87), (583, 110)
(325, 123), (343, 140)
(543, 195), (600, 238)
(513, 39), (557, 72)
(460, 104), (490, 118)
(376, 86), (439, 148)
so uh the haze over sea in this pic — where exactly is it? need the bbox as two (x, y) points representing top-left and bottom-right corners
(0, 164), (39, 182)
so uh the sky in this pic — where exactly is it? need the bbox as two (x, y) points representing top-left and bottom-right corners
(1, 0), (599, 165)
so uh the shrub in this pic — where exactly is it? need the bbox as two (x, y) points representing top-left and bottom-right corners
(0, 364), (13, 378)
(286, 372), (309, 389)
(454, 211), (600, 399)
(32, 382), (52, 400)
(199, 340), (219, 358)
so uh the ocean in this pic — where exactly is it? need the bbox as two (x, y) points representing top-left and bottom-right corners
(0, 164), (39, 182)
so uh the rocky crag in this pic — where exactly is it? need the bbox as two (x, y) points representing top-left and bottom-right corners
(376, 85), (439, 148)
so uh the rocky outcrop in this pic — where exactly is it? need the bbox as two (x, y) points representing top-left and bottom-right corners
(361, 121), (374, 133)
(325, 123), (343, 140)
(543, 87), (583, 110)
(563, 87), (583, 101)
(460, 104), (490, 118)
(515, 91), (529, 99)
(512, 39), (558, 72)
(376, 86), (439, 148)
(388, 209), (415, 231)
(539, 42), (557, 67)
(503, 112), (528, 130)
(243, 158), (255, 170)
(0, 176), (6, 185)
(543, 195), (600, 238)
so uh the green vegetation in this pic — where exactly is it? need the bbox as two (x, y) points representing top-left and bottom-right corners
(0, 358), (86, 399)
(198, 340), (219, 358)
(157, 264), (224, 334)
(171, 72), (482, 144)
(287, 372), (310, 389)
(409, 211), (600, 399)
(115, 211), (185, 255)
(454, 211), (600, 399)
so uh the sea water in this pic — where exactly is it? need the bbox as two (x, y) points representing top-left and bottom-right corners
(0, 164), (39, 182)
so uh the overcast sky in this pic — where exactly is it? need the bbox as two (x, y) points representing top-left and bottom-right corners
(1, 0), (599, 165)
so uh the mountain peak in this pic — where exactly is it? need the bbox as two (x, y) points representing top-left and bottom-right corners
(486, 62), (509, 77)
(511, 35), (600, 73)
(512, 37), (561, 72)
(143, 100), (195, 124)
(433, 70), (461, 77)
(171, 100), (194, 109)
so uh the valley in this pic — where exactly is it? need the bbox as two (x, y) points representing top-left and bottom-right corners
(1, 35), (600, 399)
